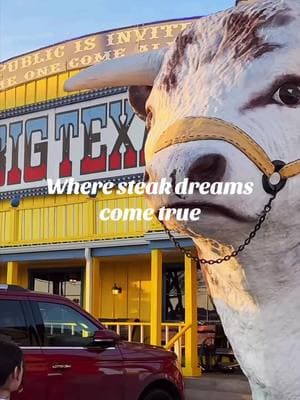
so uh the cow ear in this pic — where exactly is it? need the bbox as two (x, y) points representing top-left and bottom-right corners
(128, 86), (152, 121)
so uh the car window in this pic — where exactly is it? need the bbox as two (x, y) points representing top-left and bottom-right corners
(0, 300), (31, 346)
(38, 302), (99, 347)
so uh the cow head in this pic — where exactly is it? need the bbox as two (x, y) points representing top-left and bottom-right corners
(65, 0), (300, 250)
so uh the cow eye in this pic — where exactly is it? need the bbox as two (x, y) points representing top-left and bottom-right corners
(146, 108), (154, 130)
(273, 82), (300, 106)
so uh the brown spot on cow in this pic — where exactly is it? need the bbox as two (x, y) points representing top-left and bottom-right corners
(161, 29), (196, 92)
(264, 9), (294, 28)
(219, 8), (292, 62)
(203, 7), (293, 66)
(159, 5), (293, 93)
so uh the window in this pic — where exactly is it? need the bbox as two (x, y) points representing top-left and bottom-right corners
(0, 300), (30, 346)
(29, 268), (83, 306)
(38, 302), (99, 347)
(163, 264), (185, 322)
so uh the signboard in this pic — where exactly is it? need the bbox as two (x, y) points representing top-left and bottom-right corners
(0, 91), (147, 198)
(0, 18), (196, 91)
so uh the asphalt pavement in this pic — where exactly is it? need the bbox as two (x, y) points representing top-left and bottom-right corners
(185, 373), (252, 400)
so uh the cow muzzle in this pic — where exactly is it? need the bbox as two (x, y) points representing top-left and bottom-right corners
(149, 117), (300, 195)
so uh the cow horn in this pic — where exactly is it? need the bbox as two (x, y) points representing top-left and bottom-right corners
(64, 49), (166, 92)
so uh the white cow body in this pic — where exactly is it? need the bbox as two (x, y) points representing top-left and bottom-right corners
(65, 1), (300, 398)
(143, 2), (300, 398)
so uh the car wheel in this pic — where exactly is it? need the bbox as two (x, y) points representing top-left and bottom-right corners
(142, 389), (174, 400)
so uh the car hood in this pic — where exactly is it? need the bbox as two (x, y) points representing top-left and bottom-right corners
(118, 341), (176, 361)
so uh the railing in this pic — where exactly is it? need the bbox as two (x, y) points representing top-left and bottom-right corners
(102, 321), (151, 343)
(45, 322), (77, 335)
(164, 323), (193, 366)
(102, 321), (188, 366)
(44, 322), (90, 337)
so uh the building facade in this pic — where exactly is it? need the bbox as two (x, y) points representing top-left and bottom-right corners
(0, 18), (220, 377)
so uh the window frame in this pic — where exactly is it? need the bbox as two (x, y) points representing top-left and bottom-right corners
(0, 298), (38, 347)
(30, 299), (101, 348)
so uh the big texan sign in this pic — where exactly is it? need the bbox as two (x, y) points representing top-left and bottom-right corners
(0, 91), (147, 199)
(0, 17), (199, 199)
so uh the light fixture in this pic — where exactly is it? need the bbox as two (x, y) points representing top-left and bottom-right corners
(11, 195), (21, 208)
(112, 283), (122, 295)
(69, 274), (78, 284)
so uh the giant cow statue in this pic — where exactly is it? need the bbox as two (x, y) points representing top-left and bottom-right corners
(65, 0), (300, 398)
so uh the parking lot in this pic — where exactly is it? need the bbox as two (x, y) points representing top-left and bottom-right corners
(185, 374), (251, 400)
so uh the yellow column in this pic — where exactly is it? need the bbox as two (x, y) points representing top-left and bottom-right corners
(7, 261), (19, 285)
(150, 249), (162, 346)
(183, 256), (201, 377)
(84, 253), (101, 316)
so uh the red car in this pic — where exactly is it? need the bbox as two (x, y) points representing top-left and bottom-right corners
(0, 284), (184, 400)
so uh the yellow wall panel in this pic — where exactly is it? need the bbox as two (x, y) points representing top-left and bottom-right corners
(100, 264), (114, 319)
(128, 263), (141, 320)
(0, 209), (11, 244)
(140, 262), (151, 321)
(73, 203), (80, 237)
(25, 81), (36, 104)
(56, 205), (66, 239)
(23, 209), (33, 241)
(58, 72), (69, 97)
(0, 91), (5, 110)
(5, 88), (16, 109)
(46, 76), (58, 99)
(47, 207), (55, 239)
(66, 205), (74, 237)
(114, 264), (128, 319)
(36, 79), (47, 103)
(32, 208), (41, 241)
(15, 85), (26, 107)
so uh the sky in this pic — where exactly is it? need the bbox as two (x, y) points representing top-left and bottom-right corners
(0, 0), (234, 61)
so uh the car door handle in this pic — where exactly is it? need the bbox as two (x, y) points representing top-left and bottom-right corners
(52, 364), (72, 370)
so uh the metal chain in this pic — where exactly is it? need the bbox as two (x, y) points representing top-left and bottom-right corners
(163, 192), (277, 266)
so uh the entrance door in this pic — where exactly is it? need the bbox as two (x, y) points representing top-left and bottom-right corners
(29, 268), (83, 306)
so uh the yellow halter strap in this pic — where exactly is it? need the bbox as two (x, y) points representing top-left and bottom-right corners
(151, 117), (300, 192)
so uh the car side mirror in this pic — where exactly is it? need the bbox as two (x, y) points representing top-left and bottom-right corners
(93, 330), (120, 346)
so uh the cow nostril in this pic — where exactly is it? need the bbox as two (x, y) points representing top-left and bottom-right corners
(143, 171), (150, 183)
(187, 154), (226, 183)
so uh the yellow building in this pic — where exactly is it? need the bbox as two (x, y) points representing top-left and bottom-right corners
(0, 18), (219, 377)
